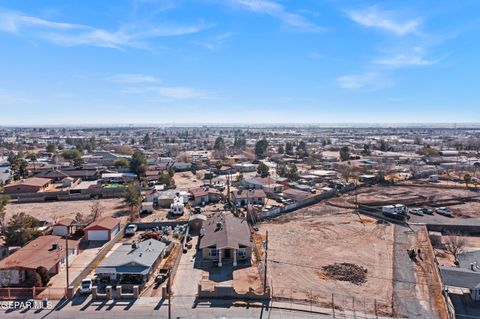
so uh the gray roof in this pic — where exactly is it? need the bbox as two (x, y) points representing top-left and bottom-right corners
(199, 213), (252, 250)
(97, 239), (166, 273)
(458, 250), (480, 270)
(439, 266), (480, 289)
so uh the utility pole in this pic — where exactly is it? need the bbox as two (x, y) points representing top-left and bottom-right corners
(65, 234), (70, 289)
(263, 231), (268, 293)
(167, 270), (172, 319)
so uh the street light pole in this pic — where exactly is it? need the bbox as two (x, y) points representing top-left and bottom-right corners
(65, 234), (70, 290)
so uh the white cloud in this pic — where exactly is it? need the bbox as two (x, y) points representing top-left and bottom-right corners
(0, 8), (207, 49)
(122, 86), (208, 99)
(375, 47), (443, 67)
(192, 32), (233, 50)
(228, 0), (324, 32)
(336, 72), (392, 90)
(107, 73), (160, 83)
(347, 6), (420, 36)
(156, 87), (206, 99)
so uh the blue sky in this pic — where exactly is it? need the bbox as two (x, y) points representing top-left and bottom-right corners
(0, 0), (479, 125)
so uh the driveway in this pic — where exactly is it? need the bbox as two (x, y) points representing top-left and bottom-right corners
(37, 243), (104, 299)
(172, 236), (204, 297)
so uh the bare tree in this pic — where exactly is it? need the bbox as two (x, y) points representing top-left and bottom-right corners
(90, 201), (104, 222)
(444, 233), (466, 261)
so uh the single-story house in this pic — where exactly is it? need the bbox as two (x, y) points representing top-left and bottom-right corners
(199, 213), (253, 267)
(84, 217), (120, 241)
(95, 239), (167, 284)
(0, 235), (78, 286)
(156, 189), (179, 208)
(281, 188), (314, 202)
(440, 250), (480, 301)
(3, 177), (52, 194)
(35, 168), (100, 181)
(231, 189), (266, 206)
(52, 218), (76, 236)
(101, 172), (137, 183)
(233, 163), (256, 173)
(243, 177), (284, 193)
(189, 187), (223, 206)
(173, 162), (192, 172)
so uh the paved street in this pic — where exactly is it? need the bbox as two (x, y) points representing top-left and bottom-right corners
(0, 296), (333, 319)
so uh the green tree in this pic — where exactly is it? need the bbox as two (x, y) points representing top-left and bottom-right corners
(129, 151), (147, 178)
(158, 172), (173, 186)
(142, 133), (152, 145)
(114, 158), (129, 169)
(213, 136), (226, 159)
(8, 153), (29, 180)
(464, 173), (472, 188)
(62, 149), (82, 166)
(361, 144), (371, 156)
(0, 195), (10, 231)
(255, 139), (269, 159)
(214, 160), (223, 170)
(287, 163), (299, 180)
(123, 183), (143, 221)
(285, 142), (294, 156)
(276, 164), (287, 177)
(235, 173), (244, 185)
(257, 162), (270, 177)
(379, 139), (388, 152)
(296, 141), (308, 158)
(339, 146), (350, 161)
(46, 143), (56, 153)
(4, 212), (41, 246)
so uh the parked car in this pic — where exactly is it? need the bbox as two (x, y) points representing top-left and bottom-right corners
(420, 208), (434, 215)
(409, 208), (424, 216)
(436, 207), (454, 217)
(125, 224), (138, 236)
(79, 279), (93, 294)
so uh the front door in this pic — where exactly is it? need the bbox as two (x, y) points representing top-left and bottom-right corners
(224, 249), (231, 259)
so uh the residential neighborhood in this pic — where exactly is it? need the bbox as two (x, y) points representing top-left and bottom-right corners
(1, 0), (480, 318)
(0, 125), (479, 318)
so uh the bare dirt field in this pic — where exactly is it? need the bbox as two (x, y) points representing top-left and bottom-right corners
(330, 184), (480, 218)
(4, 198), (127, 224)
(259, 209), (394, 314)
(174, 171), (205, 189)
(354, 185), (475, 204)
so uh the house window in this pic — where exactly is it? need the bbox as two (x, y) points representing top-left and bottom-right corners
(209, 249), (217, 257)
(238, 249), (246, 258)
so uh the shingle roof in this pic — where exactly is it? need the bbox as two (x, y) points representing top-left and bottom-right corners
(85, 217), (119, 231)
(4, 177), (51, 188)
(96, 239), (166, 274)
(0, 235), (78, 271)
(439, 266), (480, 289)
(199, 213), (252, 250)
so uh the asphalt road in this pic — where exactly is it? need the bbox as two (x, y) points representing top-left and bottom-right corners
(392, 225), (432, 318)
(0, 296), (332, 319)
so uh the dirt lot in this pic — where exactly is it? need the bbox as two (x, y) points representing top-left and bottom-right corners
(259, 209), (394, 313)
(4, 198), (127, 223)
(331, 184), (480, 219)
(174, 171), (205, 189)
